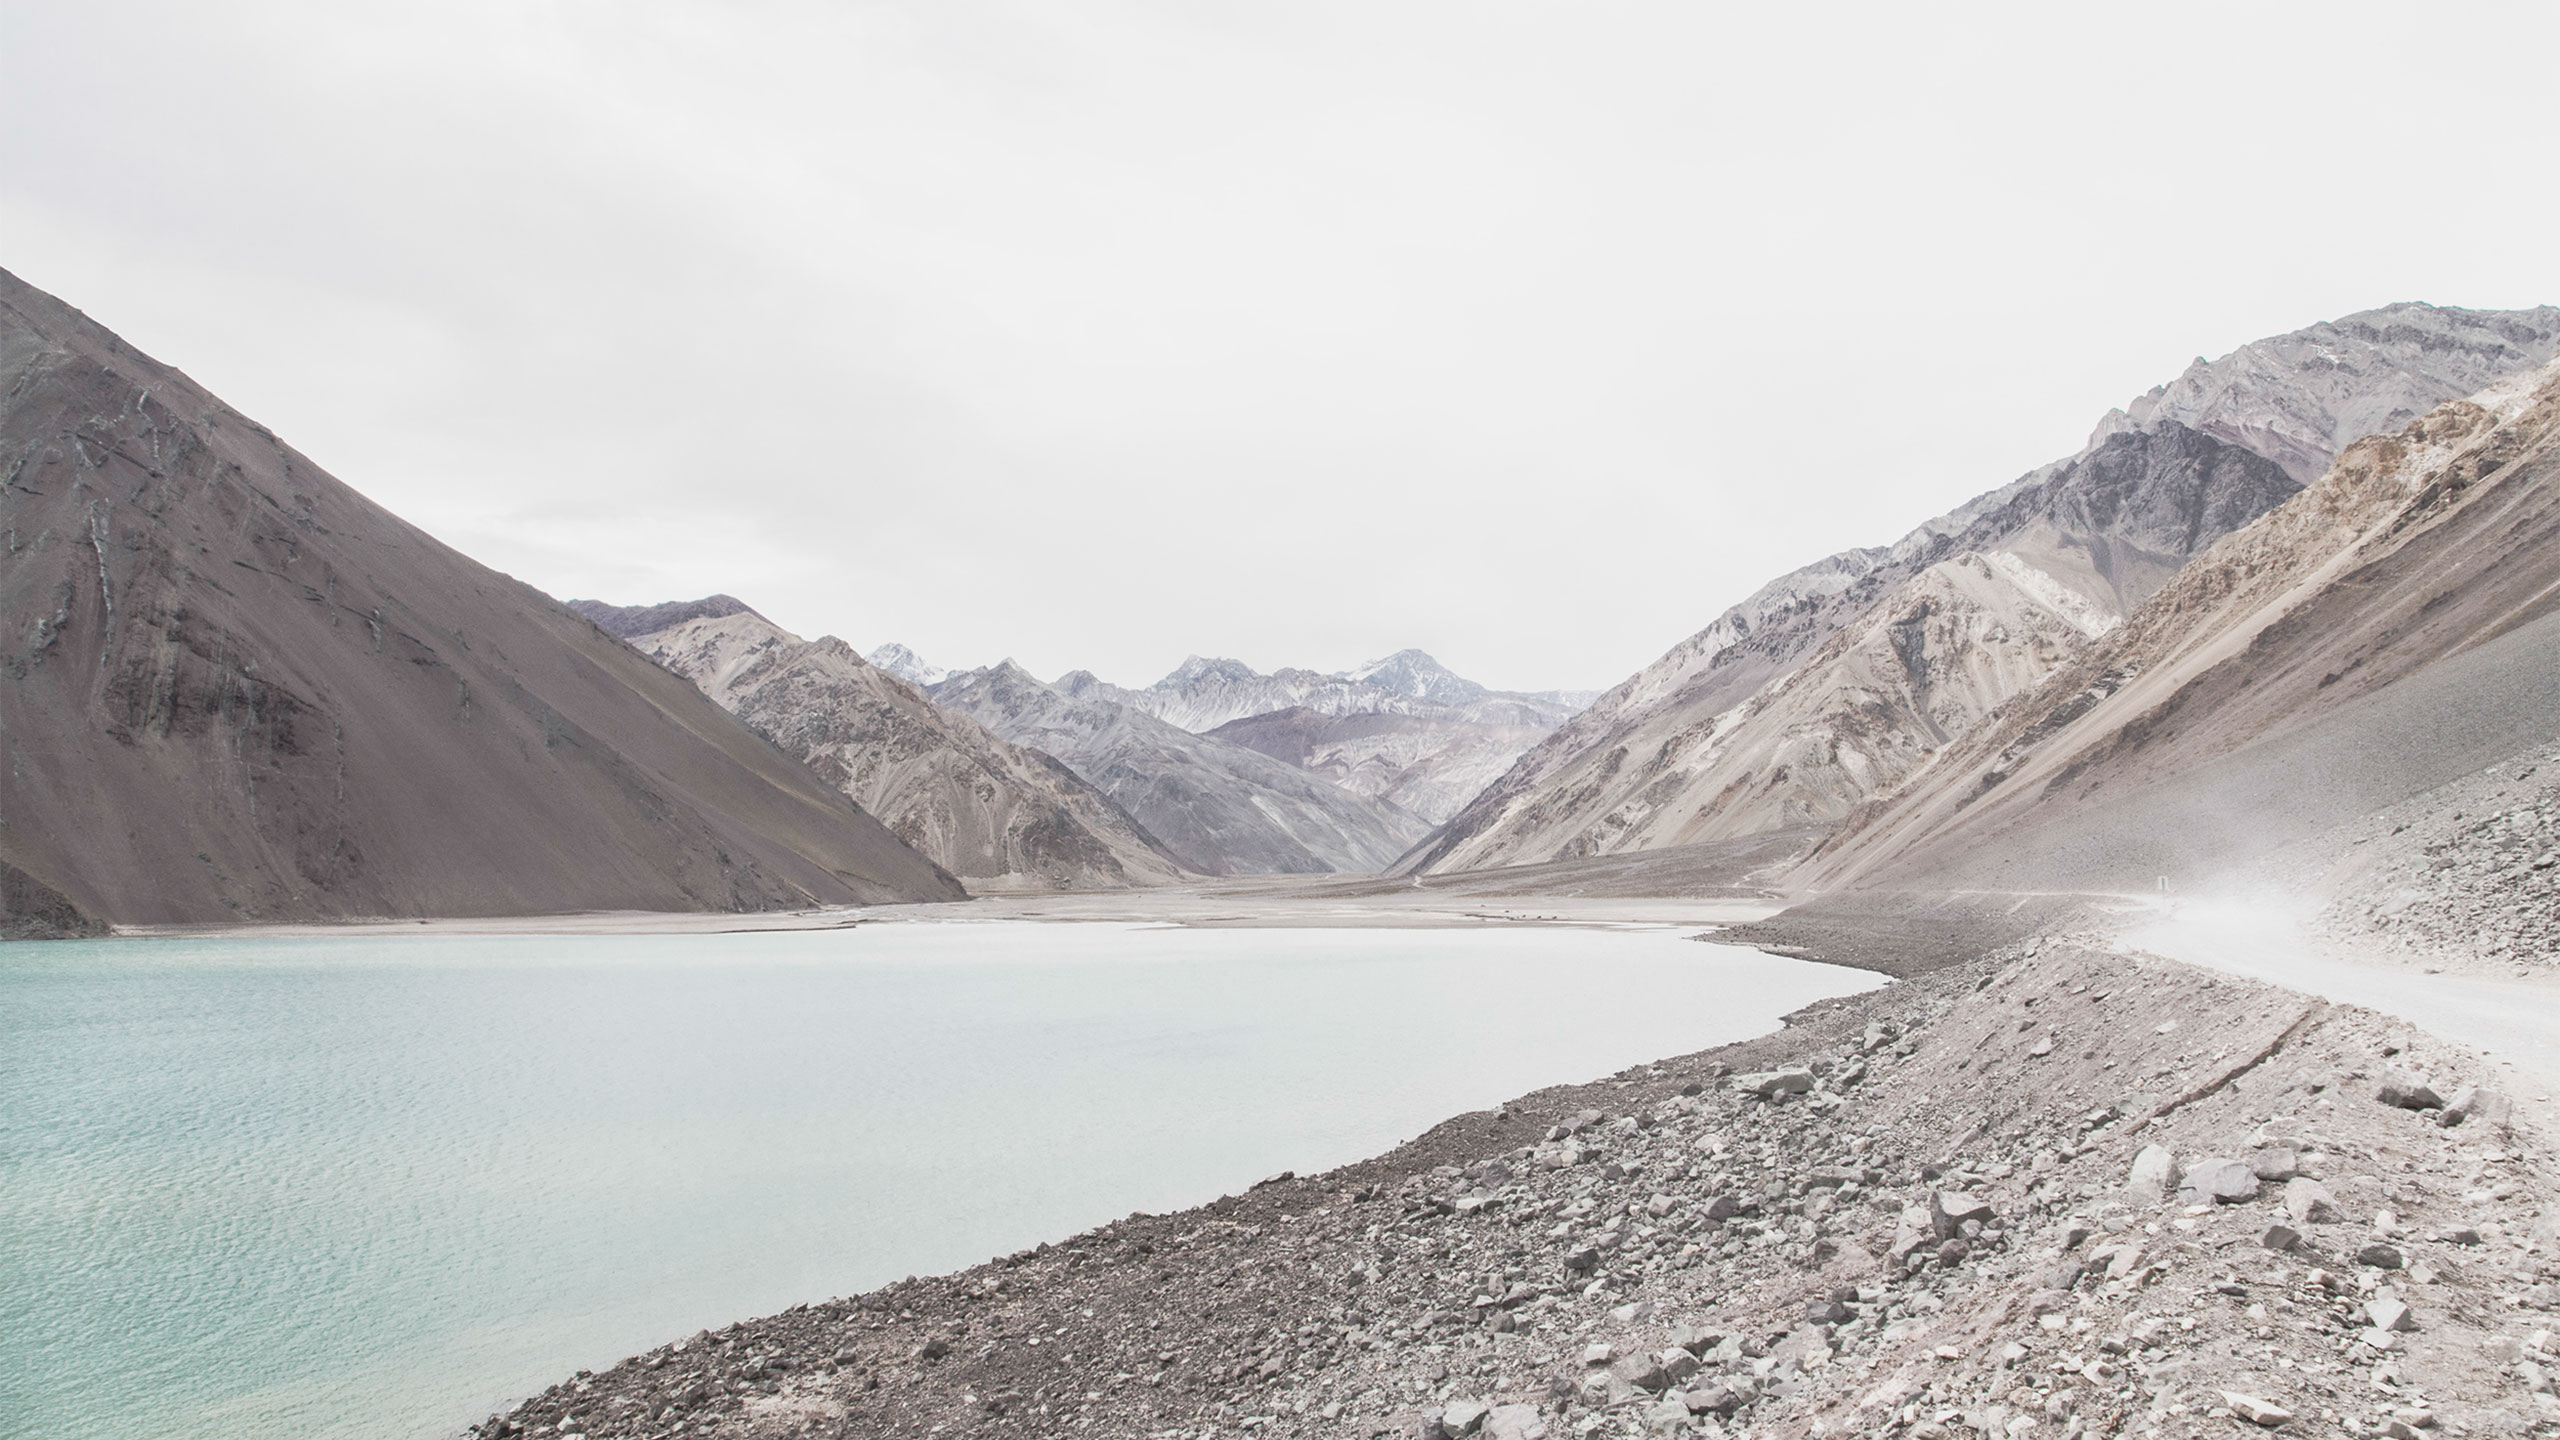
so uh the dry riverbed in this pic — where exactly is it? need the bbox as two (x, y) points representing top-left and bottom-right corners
(477, 939), (2560, 1440)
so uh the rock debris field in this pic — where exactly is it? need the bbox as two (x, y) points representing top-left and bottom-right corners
(485, 945), (2560, 1440)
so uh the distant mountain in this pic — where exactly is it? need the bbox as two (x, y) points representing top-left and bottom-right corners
(1047, 650), (1586, 826)
(931, 663), (1431, 874)
(1203, 707), (1558, 826)
(1801, 359), (2560, 903)
(620, 611), (1189, 890)
(866, 642), (947, 688)
(1405, 302), (2560, 876)
(0, 269), (962, 933)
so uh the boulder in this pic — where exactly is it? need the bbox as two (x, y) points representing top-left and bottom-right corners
(2357, 1243), (2406, 1270)
(2126, 1145), (2181, 1207)
(1929, 1190), (1993, 1239)
(2438, 1086), (2512, 1129)
(2284, 1177), (2341, 1225)
(1481, 1405), (1548, 1440)
(1735, 1067), (1816, 1099)
(1609, 1352), (1670, 1390)
(1441, 1399), (1491, 1436)
(2178, 1157), (2260, 1205)
(2261, 1223), (2301, 1252)
(2247, 1146), (2300, 1181)
(2376, 1071), (2444, 1110)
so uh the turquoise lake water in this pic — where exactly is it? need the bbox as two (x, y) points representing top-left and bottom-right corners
(0, 921), (1881, 1440)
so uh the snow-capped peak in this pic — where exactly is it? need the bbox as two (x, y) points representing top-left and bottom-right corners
(866, 643), (946, 687)
(1337, 649), (1484, 706)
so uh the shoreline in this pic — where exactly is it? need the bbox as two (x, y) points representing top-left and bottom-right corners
(477, 934), (2560, 1440)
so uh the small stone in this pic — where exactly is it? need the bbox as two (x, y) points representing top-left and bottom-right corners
(2368, 1290), (2417, 1332)
(2284, 1177), (2341, 1225)
(2260, 1223), (2301, 1252)
(2358, 1243), (2406, 1270)
(1441, 1399), (1491, 1436)
(2376, 1071), (2444, 1110)
(1581, 1342), (1613, 1366)
(2126, 1145), (2180, 1207)
(1645, 1193), (1677, 1219)
(1656, 1346), (1699, 1383)
(2221, 1392), (2293, 1427)
(1481, 1404), (1548, 1440)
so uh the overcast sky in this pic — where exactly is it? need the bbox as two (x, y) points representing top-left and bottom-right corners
(5, 2), (2553, 691)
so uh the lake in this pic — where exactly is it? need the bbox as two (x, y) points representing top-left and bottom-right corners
(0, 920), (1882, 1440)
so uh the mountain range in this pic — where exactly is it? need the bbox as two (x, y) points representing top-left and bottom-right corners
(572, 600), (1192, 891)
(8, 270), (2555, 938)
(1400, 302), (2560, 877)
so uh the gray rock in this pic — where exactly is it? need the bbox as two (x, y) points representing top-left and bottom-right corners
(1682, 1384), (1739, 1415)
(2376, 1070), (2444, 1110)
(2438, 1086), (2512, 1129)
(1668, 1323), (1719, 1355)
(2222, 1392), (2294, 1427)
(2285, 1177), (2342, 1225)
(2247, 1146), (2300, 1181)
(1441, 1399), (1491, 1436)
(1735, 1066), (1815, 1098)
(2367, 1290), (2417, 1332)
(1656, 1346), (1699, 1384)
(1481, 1404), (1548, 1440)
(2261, 1223), (2301, 1252)
(1930, 1190), (1993, 1239)
(1609, 1353), (1669, 1390)
(2126, 1145), (2181, 1206)
(2358, 1243), (2406, 1269)
(2178, 1156), (2260, 1205)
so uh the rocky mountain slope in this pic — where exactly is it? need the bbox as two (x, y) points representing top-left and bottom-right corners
(0, 270), (962, 933)
(930, 662), (1432, 875)
(485, 940), (2560, 1440)
(592, 606), (1190, 891)
(1203, 706), (1562, 826)
(1799, 360), (2560, 910)
(1408, 303), (2560, 878)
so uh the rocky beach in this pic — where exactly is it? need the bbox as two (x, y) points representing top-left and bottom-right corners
(476, 927), (2560, 1440)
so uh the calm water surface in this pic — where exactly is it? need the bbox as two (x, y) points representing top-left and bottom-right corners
(0, 921), (1881, 1440)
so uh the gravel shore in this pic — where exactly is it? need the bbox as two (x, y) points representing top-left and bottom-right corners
(479, 938), (2560, 1440)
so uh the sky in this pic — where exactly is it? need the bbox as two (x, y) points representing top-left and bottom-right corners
(4, 2), (2554, 693)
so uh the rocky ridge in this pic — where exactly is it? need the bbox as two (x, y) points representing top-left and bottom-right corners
(483, 941), (2560, 1440)
(1799, 360), (2560, 898)
(623, 609), (1190, 890)
(1408, 304), (2560, 879)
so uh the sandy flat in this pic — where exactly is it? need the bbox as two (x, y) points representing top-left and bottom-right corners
(108, 876), (1781, 941)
